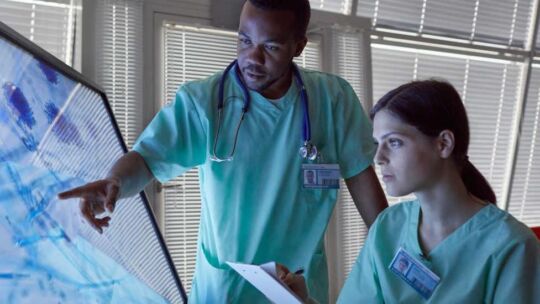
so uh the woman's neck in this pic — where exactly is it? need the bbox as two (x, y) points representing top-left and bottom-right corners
(415, 169), (487, 255)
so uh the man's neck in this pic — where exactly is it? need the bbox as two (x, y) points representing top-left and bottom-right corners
(260, 69), (293, 100)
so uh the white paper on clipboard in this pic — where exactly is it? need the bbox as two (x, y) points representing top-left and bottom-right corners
(227, 261), (303, 304)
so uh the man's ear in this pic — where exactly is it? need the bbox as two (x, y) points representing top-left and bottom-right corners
(437, 130), (455, 159)
(294, 37), (308, 57)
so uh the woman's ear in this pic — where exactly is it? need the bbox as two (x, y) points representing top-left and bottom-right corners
(437, 130), (455, 159)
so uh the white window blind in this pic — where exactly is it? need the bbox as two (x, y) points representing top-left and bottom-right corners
(162, 23), (321, 293)
(95, 0), (143, 148)
(358, 0), (534, 47)
(309, 0), (352, 15)
(537, 21), (540, 49)
(0, 0), (79, 65)
(371, 44), (523, 207)
(162, 24), (237, 294)
(358, 0), (424, 31)
(508, 66), (540, 226)
(332, 31), (369, 278)
(297, 36), (321, 70)
(335, 31), (369, 101)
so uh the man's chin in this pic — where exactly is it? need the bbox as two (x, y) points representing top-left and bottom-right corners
(245, 81), (268, 93)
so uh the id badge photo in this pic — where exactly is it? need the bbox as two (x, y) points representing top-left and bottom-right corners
(302, 163), (340, 189)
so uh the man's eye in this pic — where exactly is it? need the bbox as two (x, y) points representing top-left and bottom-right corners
(265, 45), (279, 51)
(239, 38), (251, 45)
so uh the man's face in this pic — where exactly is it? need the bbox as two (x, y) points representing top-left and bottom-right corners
(306, 170), (314, 183)
(237, 1), (307, 99)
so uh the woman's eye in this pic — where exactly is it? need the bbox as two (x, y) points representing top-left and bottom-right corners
(388, 138), (402, 148)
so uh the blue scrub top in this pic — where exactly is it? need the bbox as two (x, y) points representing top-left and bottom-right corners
(133, 66), (375, 303)
(338, 200), (540, 303)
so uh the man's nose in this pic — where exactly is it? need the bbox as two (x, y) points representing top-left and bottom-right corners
(246, 45), (265, 66)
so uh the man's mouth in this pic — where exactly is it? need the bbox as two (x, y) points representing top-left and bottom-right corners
(243, 67), (265, 80)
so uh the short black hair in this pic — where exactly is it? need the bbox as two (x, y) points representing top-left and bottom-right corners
(248, 0), (311, 38)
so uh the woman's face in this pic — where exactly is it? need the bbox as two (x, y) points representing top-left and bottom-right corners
(373, 110), (443, 197)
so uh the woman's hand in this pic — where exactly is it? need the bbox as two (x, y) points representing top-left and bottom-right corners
(276, 264), (309, 302)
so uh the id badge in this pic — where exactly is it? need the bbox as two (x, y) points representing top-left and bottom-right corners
(389, 247), (440, 300)
(302, 164), (340, 189)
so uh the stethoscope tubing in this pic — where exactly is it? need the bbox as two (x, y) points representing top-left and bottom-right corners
(292, 65), (311, 144)
(212, 60), (313, 162)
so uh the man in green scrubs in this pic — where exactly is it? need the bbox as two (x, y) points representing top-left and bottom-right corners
(59, 0), (388, 302)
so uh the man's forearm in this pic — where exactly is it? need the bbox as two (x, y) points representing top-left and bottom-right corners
(345, 166), (388, 228)
(107, 151), (154, 199)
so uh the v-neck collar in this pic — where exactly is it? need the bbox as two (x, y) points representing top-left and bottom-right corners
(249, 78), (300, 112)
(409, 201), (499, 260)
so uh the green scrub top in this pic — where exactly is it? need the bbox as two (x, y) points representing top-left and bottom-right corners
(132, 66), (375, 303)
(338, 200), (540, 303)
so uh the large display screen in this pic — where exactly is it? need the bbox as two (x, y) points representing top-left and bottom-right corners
(0, 22), (186, 303)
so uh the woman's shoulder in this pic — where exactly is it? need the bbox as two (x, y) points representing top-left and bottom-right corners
(482, 205), (538, 247)
(375, 199), (419, 224)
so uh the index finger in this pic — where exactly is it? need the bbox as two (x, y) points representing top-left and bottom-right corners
(58, 185), (87, 200)
(104, 183), (119, 212)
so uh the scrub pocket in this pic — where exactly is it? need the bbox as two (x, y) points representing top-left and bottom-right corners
(301, 186), (338, 206)
(306, 252), (330, 304)
(191, 242), (243, 303)
(302, 187), (324, 203)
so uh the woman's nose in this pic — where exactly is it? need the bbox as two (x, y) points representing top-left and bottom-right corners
(374, 145), (387, 166)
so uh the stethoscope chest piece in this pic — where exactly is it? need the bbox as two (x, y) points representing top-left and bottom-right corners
(299, 141), (318, 161)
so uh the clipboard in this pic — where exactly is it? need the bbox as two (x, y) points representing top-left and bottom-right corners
(227, 261), (303, 304)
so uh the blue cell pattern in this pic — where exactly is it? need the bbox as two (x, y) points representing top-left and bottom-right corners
(0, 32), (181, 303)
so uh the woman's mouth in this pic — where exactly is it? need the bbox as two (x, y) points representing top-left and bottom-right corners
(382, 174), (394, 182)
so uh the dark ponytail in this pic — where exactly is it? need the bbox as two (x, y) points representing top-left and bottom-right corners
(371, 80), (497, 204)
(461, 160), (496, 203)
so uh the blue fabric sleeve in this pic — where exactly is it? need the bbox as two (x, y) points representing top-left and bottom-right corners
(332, 77), (375, 179)
(337, 216), (384, 303)
(132, 86), (207, 183)
(491, 234), (540, 303)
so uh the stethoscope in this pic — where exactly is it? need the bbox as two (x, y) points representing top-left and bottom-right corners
(210, 59), (318, 162)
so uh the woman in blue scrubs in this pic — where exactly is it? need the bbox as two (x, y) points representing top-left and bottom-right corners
(281, 80), (540, 303)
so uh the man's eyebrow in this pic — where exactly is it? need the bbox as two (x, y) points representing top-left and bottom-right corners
(238, 31), (285, 44)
